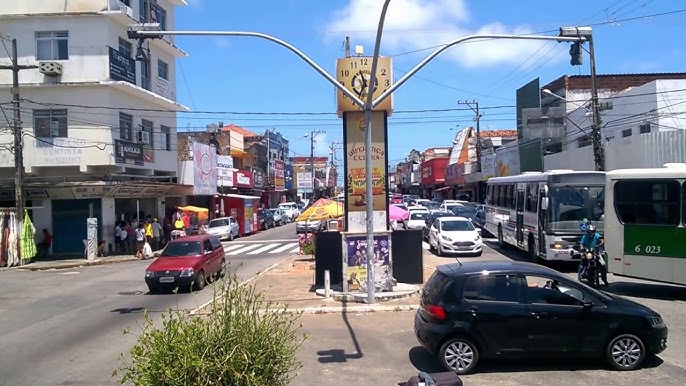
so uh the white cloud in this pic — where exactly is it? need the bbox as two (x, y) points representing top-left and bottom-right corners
(324, 0), (555, 69)
(313, 132), (329, 156)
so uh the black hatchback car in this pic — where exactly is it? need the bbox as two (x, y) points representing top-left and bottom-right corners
(414, 261), (667, 375)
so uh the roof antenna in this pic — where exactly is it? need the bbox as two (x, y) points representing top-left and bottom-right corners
(454, 257), (462, 266)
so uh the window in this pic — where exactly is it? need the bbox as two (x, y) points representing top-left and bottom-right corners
(160, 125), (171, 151)
(578, 135), (592, 148)
(138, 0), (166, 29)
(209, 236), (222, 250)
(203, 240), (213, 253)
(622, 128), (632, 138)
(516, 189), (524, 212)
(156, 6), (167, 30)
(463, 274), (519, 303)
(140, 60), (151, 90)
(525, 183), (537, 213)
(119, 112), (133, 141)
(157, 59), (168, 80)
(639, 123), (651, 134)
(120, 0), (130, 5)
(35, 31), (68, 60)
(523, 275), (587, 306)
(507, 184), (515, 209)
(33, 109), (67, 138)
(614, 180), (680, 226)
(118, 37), (132, 58)
(138, 0), (147, 22)
(139, 119), (153, 145)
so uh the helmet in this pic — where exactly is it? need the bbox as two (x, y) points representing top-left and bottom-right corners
(587, 224), (596, 233)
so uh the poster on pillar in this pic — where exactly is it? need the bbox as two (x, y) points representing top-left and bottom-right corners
(344, 110), (388, 232)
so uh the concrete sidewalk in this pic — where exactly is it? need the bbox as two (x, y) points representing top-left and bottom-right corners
(11, 253), (152, 271)
(239, 251), (446, 314)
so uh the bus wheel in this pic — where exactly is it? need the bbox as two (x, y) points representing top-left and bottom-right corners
(528, 235), (539, 264)
(497, 226), (504, 249)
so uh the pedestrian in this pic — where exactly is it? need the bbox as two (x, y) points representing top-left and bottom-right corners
(134, 223), (146, 259)
(151, 218), (162, 250)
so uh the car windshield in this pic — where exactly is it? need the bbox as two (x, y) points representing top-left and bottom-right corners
(548, 185), (605, 233)
(445, 204), (462, 212)
(410, 212), (428, 220)
(393, 204), (407, 211)
(257, 210), (269, 217)
(423, 201), (440, 209)
(279, 204), (293, 210)
(162, 241), (202, 257)
(441, 220), (475, 232)
(451, 207), (475, 217)
(209, 219), (228, 228)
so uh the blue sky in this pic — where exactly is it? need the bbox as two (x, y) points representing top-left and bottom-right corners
(174, 0), (686, 166)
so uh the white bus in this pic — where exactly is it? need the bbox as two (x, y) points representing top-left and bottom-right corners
(604, 163), (686, 285)
(484, 170), (606, 262)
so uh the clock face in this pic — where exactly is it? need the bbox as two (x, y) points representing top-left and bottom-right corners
(335, 56), (393, 117)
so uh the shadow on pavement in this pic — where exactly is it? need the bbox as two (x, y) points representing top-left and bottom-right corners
(408, 345), (664, 374)
(316, 300), (364, 363)
(601, 280), (686, 301)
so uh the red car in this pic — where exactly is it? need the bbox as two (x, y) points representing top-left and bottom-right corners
(144, 234), (227, 293)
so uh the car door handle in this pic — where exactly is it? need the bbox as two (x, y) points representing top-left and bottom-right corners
(469, 306), (479, 316)
(530, 311), (549, 319)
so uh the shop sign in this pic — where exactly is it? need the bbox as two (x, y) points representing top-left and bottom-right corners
(253, 169), (265, 190)
(110, 186), (171, 198)
(114, 139), (144, 166)
(422, 166), (432, 179)
(274, 160), (285, 191)
(71, 186), (113, 199)
(234, 170), (253, 188)
(108, 46), (136, 84)
(0, 188), (49, 199)
(217, 155), (234, 187)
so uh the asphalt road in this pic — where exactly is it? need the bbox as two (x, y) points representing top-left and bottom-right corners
(294, 239), (686, 386)
(0, 222), (298, 386)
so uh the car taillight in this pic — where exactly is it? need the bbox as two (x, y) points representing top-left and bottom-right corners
(425, 304), (447, 320)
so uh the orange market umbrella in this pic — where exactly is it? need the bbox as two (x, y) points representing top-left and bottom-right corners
(296, 198), (344, 221)
(177, 205), (209, 220)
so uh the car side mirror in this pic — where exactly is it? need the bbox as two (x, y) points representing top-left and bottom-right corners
(582, 300), (594, 310)
(541, 197), (549, 210)
(476, 228), (482, 235)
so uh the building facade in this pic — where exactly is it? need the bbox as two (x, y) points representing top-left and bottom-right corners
(0, 0), (188, 255)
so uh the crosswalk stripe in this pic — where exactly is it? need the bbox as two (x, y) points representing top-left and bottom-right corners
(226, 244), (262, 255)
(422, 242), (430, 250)
(269, 242), (298, 254)
(223, 244), (245, 252)
(248, 244), (282, 255)
(290, 247), (300, 253)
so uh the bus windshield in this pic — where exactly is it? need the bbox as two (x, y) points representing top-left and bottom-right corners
(548, 185), (605, 232)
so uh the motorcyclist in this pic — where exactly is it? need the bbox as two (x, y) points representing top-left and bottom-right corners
(579, 224), (609, 285)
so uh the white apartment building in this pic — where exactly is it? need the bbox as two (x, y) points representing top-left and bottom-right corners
(0, 0), (189, 255)
(544, 78), (686, 171)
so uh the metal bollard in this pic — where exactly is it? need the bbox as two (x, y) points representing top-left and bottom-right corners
(324, 269), (330, 299)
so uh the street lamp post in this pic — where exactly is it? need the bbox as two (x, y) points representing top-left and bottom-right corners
(129, 16), (590, 304)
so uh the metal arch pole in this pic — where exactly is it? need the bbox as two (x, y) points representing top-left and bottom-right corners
(372, 34), (585, 108)
(361, 0), (392, 304)
(133, 30), (365, 108)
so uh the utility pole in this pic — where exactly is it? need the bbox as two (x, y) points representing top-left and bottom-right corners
(309, 129), (325, 199)
(0, 38), (38, 266)
(330, 141), (342, 194)
(344, 36), (351, 58)
(458, 100), (483, 202)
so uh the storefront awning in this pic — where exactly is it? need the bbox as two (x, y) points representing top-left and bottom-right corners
(230, 149), (250, 158)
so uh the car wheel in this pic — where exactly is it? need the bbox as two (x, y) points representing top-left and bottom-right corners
(606, 334), (646, 371)
(439, 337), (480, 375)
(474, 250), (482, 257)
(193, 271), (206, 291)
(228, 231), (234, 241)
(218, 259), (226, 278)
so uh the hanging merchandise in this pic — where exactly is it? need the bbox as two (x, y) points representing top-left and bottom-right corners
(6, 211), (17, 267)
(21, 209), (37, 261)
(0, 211), (5, 267)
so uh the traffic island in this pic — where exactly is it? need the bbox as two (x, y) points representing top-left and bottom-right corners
(250, 254), (423, 314)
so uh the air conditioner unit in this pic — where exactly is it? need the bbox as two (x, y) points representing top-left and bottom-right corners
(38, 62), (62, 76)
(137, 130), (151, 144)
(119, 4), (134, 18)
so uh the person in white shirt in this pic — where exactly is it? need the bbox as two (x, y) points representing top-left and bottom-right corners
(151, 218), (163, 250)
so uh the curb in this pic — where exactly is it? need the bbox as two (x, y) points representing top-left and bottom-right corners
(16, 256), (141, 271)
(189, 254), (295, 315)
(291, 304), (420, 315)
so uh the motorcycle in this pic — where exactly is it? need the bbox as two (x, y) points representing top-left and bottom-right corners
(574, 245), (606, 288)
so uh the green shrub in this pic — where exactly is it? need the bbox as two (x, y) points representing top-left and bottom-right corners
(112, 274), (305, 386)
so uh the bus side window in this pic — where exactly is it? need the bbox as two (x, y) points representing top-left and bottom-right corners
(526, 183), (537, 213)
